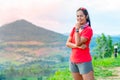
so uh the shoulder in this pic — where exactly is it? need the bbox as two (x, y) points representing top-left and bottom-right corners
(86, 26), (92, 29)
(72, 27), (75, 30)
(84, 26), (93, 32)
(70, 27), (76, 33)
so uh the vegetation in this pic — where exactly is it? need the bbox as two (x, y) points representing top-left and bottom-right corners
(93, 33), (113, 59)
(0, 31), (120, 80)
(0, 63), (52, 80)
(1, 55), (120, 80)
(47, 33), (120, 80)
(47, 55), (120, 80)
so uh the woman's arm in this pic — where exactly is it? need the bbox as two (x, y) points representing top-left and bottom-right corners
(75, 31), (87, 46)
(66, 36), (87, 49)
(74, 22), (88, 46)
(66, 36), (77, 48)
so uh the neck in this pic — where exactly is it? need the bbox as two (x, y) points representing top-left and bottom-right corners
(80, 22), (89, 29)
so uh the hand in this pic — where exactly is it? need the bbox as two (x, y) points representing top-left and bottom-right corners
(75, 22), (81, 29)
(77, 44), (87, 49)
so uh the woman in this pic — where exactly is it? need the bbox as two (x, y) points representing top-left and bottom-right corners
(66, 7), (94, 80)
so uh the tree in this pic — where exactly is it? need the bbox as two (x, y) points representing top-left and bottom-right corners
(93, 33), (113, 59)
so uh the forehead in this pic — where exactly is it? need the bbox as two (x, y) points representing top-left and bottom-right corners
(76, 10), (84, 15)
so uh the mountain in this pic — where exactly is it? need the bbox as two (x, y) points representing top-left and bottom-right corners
(0, 19), (69, 68)
(0, 19), (67, 43)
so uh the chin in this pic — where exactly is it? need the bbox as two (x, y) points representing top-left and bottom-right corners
(80, 22), (86, 25)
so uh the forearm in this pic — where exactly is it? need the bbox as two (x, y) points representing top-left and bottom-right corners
(66, 42), (77, 48)
(75, 32), (82, 46)
(66, 42), (87, 49)
(66, 31), (87, 49)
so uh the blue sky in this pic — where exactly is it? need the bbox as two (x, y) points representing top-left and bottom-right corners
(0, 0), (120, 35)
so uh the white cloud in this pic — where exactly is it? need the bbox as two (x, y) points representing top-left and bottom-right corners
(88, 0), (120, 12)
(0, 0), (120, 35)
(62, 0), (120, 12)
(0, 0), (61, 24)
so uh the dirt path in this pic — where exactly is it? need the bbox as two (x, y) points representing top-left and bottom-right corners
(98, 67), (120, 80)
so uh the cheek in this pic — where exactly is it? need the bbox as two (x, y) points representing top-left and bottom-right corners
(82, 17), (86, 22)
(83, 18), (86, 21)
(76, 18), (80, 22)
(80, 18), (86, 24)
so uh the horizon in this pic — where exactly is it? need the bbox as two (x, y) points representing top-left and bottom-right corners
(1, 19), (120, 36)
(0, 0), (120, 35)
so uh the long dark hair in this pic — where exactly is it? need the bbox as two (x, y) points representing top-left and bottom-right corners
(76, 7), (91, 27)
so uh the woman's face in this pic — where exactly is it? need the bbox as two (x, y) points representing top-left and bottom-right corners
(76, 10), (87, 25)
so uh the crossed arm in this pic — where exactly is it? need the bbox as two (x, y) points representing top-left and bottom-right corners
(66, 33), (88, 49)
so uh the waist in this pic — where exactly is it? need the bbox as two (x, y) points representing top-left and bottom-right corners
(72, 48), (89, 53)
(70, 48), (91, 63)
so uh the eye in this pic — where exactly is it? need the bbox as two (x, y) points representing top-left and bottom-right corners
(77, 15), (79, 17)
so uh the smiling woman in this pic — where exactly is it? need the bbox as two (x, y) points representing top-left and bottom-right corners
(66, 7), (94, 80)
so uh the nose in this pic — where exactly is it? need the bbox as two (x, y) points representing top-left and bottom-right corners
(77, 17), (82, 21)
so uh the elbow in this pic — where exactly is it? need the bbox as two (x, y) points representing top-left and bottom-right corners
(66, 42), (69, 47)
